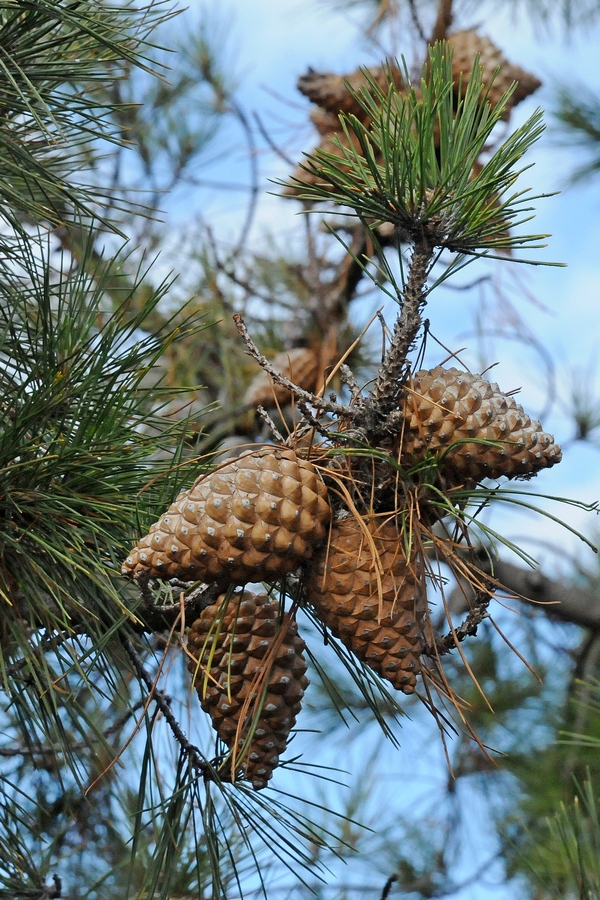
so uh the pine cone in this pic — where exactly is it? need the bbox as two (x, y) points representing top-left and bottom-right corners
(123, 448), (330, 584)
(449, 30), (541, 118)
(244, 347), (320, 409)
(305, 517), (424, 694)
(284, 63), (403, 198)
(399, 366), (561, 483)
(187, 590), (309, 789)
(309, 107), (341, 136)
(283, 129), (366, 197)
(297, 64), (403, 119)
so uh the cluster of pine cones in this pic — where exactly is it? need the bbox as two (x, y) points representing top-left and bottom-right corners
(284, 29), (541, 197)
(123, 367), (560, 790)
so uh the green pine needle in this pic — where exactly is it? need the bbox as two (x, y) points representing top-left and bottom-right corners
(282, 44), (552, 257)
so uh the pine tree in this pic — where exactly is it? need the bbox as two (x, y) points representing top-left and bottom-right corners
(3, 1), (600, 898)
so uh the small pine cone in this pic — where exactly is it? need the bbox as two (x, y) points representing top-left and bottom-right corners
(305, 517), (424, 694)
(187, 590), (309, 790)
(122, 448), (330, 584)
(449, 30), (541, 118)
(244, 347), (320, 409)
(297, 64), (404, 119)
(399, 366), (562, 483)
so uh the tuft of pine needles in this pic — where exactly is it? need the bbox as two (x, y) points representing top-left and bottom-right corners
(283, 44), (551, 257)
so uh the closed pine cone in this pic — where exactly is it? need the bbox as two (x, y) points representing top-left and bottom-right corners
(122, 447), (330, 585)
(309, 107), (341, 136)
(448, 30), (541, 118)
(305, 517), (424, 694)
(244, 347), (320, 409)
(187, 590), (309, 790)
(399, 366), (561, 484)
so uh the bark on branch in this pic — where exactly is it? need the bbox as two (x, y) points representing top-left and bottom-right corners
(450, 556), (600, 631)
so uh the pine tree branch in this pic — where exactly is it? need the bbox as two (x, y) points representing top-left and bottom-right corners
(380, 873), (398, 900)
(422, 585), (493, 658)
(407, 0), (427, 42)
(367, 240), (433, 415)
(132, 570), (221, 631)
(233, 312), (349, 417)
(121, 636), (211, 777)
(449, 557), (600, 632)
(430, 0), (454, 43)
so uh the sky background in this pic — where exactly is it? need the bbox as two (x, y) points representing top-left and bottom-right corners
(159, 3), (600, 896)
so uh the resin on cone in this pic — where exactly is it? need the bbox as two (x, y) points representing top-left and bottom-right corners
(305, 517), (424, 694)
(244, 347), (319, 409)
(122, 447), (330, 585)
(399, 366), (561, 484)
(187, 590), (309, 790)
(448, 30), (541, 118)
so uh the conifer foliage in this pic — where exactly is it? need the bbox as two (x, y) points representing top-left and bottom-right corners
(2, 0), (600, 897)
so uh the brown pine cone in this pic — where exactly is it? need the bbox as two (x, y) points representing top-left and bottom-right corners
(187, 590), (309, 789)
(309, 107), (341, 136)
(399, 366), (561, 484)
(296, 64), (404, 119)
(282, 128), (367, 197)
(449, 30), (541, 118)
(122, 447), (330, 585)
(305, 517), (424, 694)
(284, 63), (403, 198)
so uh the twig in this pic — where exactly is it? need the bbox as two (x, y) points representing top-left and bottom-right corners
(233, 313), (350, 417)
(252, 110), (297, 168)
(256, 404), (286, 443)
(0, 702), (146, 760)
(422, 586), (493, 658)
(5, 626), (85, 679)
(132, 571), (220, 631)
(430, 0), (454, 43)
(293, 400), (334, 442)
(377, 308), (389, 363)
(338, 364), (363, 406)
(380, 874), (398, 900)
(230, 100), (260, 259)
(47, 874), (62, 899)
(407, 0), (427, 42)
(121, 636), (210, 776)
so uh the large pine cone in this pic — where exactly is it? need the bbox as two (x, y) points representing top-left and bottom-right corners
(399, 366), (561, 484)
(305, 517), (424, 694)
(188, 590), (309, 790)
(449, 30), (541, 117)
(283, 128), (367, 197)
(123, 448), (330, 585)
